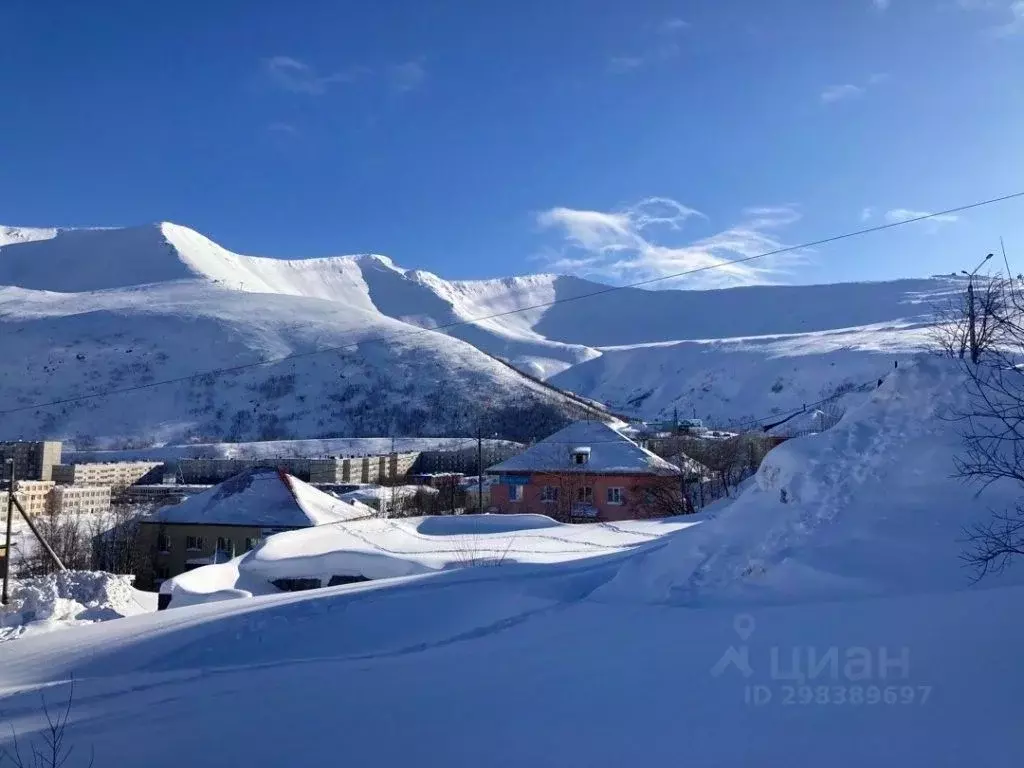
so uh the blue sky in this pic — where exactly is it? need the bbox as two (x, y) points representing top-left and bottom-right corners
(1, 0), (1022, 287)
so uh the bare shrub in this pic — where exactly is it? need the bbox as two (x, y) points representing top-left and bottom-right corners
(1, 679), (94, 768)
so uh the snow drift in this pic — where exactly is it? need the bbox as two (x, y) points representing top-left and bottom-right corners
(598, 354), (1024, 604)
(0, 571), (156, 642)
(162, 513), (700, 608)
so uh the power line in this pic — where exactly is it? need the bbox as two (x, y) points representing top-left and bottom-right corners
(2, 189), (1022, 417)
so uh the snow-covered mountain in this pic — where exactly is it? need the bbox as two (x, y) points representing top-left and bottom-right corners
(0, 223), (608, 445)
(0, 221), (961, 444)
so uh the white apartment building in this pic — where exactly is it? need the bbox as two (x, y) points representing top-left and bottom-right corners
(0, 480), (56, 518)
(51, 461), (163, 489)
(50, 485), (112, 516)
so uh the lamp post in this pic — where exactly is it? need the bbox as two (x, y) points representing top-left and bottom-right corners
(961, 253), (994, 364)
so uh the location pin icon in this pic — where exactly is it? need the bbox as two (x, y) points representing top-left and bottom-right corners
(733, 613), (755, 641)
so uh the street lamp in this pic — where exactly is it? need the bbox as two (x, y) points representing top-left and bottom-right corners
(962, 253), (993, 365)
(962, 253), (993, 279)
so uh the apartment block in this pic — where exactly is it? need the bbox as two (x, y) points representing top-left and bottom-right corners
(0, 441), (63, 481)
(50, 485), (112, 516)
(52, 461), (164, 489)
(178, 452), (420, 485)
(0, 480), (56, 517)
(308, 452), (419, 484)
(177, 458), (314, 484)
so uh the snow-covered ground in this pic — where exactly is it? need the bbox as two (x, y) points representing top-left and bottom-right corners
(0, 357), (1021, 765)
(162, 513), (700, 608)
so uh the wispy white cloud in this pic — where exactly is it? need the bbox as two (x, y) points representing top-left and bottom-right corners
(390, 59), (427, 94)
(659, 17), (690, 33)
(873, 0), (891, 10)
(956, 0), (1024, 35)
(608, 17), (688, 74)
(821, 83), (866, 103)
(608, 55), (645, 74)
(884, 208), (959, 224)
(820, 72), (889, 105)
(536, 197), (804, 287)
(883, 209), (960, 234)
(860, 207), (875, 222)
(263, 55), (366, 95)
(994, 0), (1024, 35)
(267, 122), (299, 136)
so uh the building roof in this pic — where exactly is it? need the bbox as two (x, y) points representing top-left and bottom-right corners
(486, 421), (681, 476)
(149, 468), (373, 527)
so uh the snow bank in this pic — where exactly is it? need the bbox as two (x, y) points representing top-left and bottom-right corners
(0, 571), (156, 642)
(599, 355), (1024, 605)
(161, 513), (700, 608)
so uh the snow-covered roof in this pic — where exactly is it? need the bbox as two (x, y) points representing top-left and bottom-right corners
(149, 469), (373, 528)
(486, 421), (680, 476)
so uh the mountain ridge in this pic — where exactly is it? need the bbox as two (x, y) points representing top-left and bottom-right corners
(0, 221), (959, 442)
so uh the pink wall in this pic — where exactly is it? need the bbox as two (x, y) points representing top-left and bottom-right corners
(488, 473), (669, 522)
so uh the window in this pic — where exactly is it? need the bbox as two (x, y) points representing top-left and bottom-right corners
(216, 536), (234, 553)
(157, 534), (171, 553)
(509, 484), (522, 502)
(572, 448), (590, 465)
(540, 485), (558, 503)
(607, 487), (624, 505)
(576, 486), (593, 504)
(156, 565), (170, 580)
(185, 535), (204, 551)
(245, 536), (261, 551)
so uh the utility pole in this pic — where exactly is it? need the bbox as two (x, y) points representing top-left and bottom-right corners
(962, 253), (993, 365)
(2, 459), (15, 605)
(477, 425), (484, 514)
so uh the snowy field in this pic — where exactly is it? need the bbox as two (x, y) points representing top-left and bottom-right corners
(0, 356), (1022, 766)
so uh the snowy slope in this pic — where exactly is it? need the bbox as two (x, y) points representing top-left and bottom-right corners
(163, 513), (699, 607)
(0, 545), (1020, 766)
(0, 226), (609, 444)
(1, 357), (1023, 765)
(598, 355), (1024, 605)
(0, 220), (963, 443)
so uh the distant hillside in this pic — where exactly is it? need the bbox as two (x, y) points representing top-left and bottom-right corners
(0, 220), (960, 443)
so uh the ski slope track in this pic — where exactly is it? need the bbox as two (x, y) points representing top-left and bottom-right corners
(0, 221), (964, 444)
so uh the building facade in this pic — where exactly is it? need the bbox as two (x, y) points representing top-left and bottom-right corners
(0, 441), (62, 481)
(486, 422), (682, 523)
(0, 480), (56, 517)
(308, 452), (419, 484)
(50, 485), (112, 516)
(52, 461), (164, 489)
(177, 452), (420, 485)
(139, 522), (268, 585)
